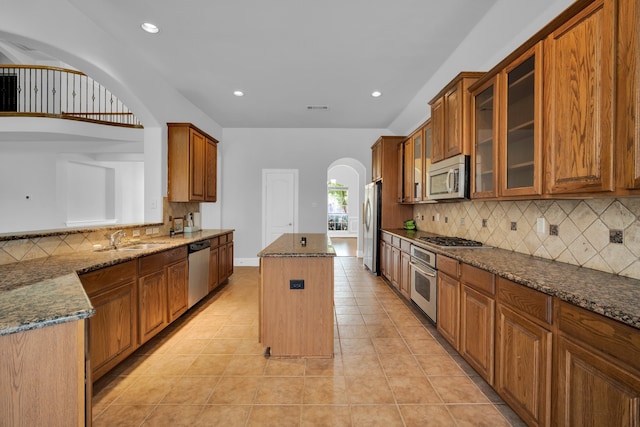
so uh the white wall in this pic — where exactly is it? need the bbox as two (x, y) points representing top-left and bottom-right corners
(221, 128), (386, 264)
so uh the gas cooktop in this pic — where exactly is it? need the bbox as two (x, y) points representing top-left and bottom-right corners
(418, 236), (487, 248)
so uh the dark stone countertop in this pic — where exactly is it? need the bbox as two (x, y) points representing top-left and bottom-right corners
(258, 233), (336, 257)
(384, 228), (640, 330)
(0, 229), (234, 336)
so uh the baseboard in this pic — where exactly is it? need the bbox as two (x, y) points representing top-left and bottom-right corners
(234, 257), (260, 267)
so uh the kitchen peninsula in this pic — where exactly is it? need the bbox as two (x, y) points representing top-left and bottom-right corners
(258, 233), (336, 358)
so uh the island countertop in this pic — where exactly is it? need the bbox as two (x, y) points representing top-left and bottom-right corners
(0, 229), (234, 336)
(257, 233), (336, 257)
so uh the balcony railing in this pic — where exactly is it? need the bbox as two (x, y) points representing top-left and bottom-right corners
(0, 65), (142, 128)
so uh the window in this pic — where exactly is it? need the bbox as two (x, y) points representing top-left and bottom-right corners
(328, 182), (348, 231)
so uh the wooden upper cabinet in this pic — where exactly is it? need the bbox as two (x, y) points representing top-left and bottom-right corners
(422, 120), (432, 201)
(431, 97), (445, 163)
(616, 0), (640, 191)
(543, 0), (615, 195)
(371, 140), (383, 181)
(430, 72), (484, 163)
(501, 44), (543, 197)
(471, 76), (500, 198)
(168, 122), (219, 202)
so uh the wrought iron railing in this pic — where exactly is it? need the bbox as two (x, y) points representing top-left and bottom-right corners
(0, 65), (142, 128)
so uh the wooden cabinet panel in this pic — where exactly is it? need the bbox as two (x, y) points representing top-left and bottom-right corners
(460, 285), (495, 384)
(437, 255), (459, 278)
(431, 97), (446, 163)
(400, 250), (411, 299)
(205, 138), (217, 202)
(472, 76), (499, 198)
(437, 271), (460, 349)
(556, 335), (640, 427)
(616, 0), (640, 191)
(461, 262), (495, 296)
(370, 136), (413, 228)
(209, 246), (220, 292)
(430, 72), (484, 163)
(496, 304), (552, 427)
(138, 270), (168, 344)
(371, 139), (382, 181)
(498, 277), (552, 325)
(80, 260), (137, 382)
(391, 246), (401, 290)
(88, 280), (137, 380)
(544, 0), (614, 194)
(189, 129), (206, 201)
(168, 122), (218, 202)
(167, 259), (188, 322)
(218, 238), (234, 285)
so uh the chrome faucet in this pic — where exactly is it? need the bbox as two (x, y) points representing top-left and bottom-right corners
(109, 230), (126, 247)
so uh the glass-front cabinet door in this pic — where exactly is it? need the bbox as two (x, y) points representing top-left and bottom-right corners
(500, 43), (542, 197)
(413, 129), (423, 202)
(472, 77), (499, 198)
(423, 120), (432, 201)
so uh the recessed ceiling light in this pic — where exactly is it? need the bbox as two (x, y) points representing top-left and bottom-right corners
(141, 22), (159, 34)
(371, 91), (383, 98)
(233, 90), (244, 97)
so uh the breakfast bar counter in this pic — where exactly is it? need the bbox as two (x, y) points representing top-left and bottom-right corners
(258, 233), (336, 357)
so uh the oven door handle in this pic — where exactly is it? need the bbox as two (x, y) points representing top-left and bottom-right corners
(410, 262), (436, 277)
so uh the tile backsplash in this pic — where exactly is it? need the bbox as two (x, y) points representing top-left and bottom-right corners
(0, 198), (200, 265)
(414, 197), (640, 280)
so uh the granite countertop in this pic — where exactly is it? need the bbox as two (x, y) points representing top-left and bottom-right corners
(0, 229), (234, 336)
(384, 228), (640, 330)
(258, 233), (336, 257)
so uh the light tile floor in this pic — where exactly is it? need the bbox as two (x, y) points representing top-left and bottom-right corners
(92, 258), (526, 426)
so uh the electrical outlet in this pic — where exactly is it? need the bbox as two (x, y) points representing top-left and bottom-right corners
(460, 217), (465, 225)
(290, 279), (304, 290)
(536, 218), (546, 233)
(435, 213), (440, 222)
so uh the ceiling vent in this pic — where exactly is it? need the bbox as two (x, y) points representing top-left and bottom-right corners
(306, 105), (329, 110)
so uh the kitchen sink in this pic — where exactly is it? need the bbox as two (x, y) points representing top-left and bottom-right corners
(118, 243), (167, 251)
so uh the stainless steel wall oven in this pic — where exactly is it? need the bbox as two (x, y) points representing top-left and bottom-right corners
(410, 244), (437, 323)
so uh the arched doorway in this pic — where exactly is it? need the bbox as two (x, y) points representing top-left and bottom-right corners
(327, 158), (366, 257)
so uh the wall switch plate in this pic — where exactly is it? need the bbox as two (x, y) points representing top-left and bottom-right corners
(290, 279), (304, 290)
(536, 218), (546, 233)
(482, 219), (488, 228)
(460, 217), (465, 225)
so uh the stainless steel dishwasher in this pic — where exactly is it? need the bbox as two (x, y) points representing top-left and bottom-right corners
(188, 240), (211, 308)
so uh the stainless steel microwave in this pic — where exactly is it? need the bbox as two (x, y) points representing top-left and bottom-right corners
(427, 154), (470, 200)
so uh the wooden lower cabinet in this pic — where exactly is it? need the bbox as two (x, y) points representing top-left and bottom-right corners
(138, 269), (168, 344)
(217, 233), (234, 284)
(209, 245), (220, 292)
(167, 259), (189, 322)
(461, 285), (495, 384)
(555, 300), (640, 426)
(391, 245), (401, 290)
(437, 271), (460, 349)
(496, 277), (553, 427)
(80, 260), (137, 382)
(0, 320), (87, 427)
(400, 250), (411, 299)
(496, 304), (552, 427)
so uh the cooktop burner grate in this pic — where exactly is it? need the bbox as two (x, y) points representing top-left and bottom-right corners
(418, 236), (485, 247)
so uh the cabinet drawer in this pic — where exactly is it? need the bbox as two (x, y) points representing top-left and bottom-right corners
(437, 255), (459, 278)
(226, 232), (233, 242)
(80, 260), (137, 296)
(210, 237), (219, 247)
(382, 232), (392, 244)
(392, 236), (401, 247)
(139, 246), (188, 276)
(400, 239), (411, 253)
(497, 277), (552, 326)
(461, 263), (495, 296)
(558, 300), (640, 371)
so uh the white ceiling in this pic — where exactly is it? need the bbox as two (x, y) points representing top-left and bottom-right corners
(61, 0), (501, 129)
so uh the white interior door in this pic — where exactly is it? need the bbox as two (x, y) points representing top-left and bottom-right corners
(262, 169), (299, 248)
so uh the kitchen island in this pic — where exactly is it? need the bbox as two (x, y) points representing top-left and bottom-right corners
(258, 233), (336, 358)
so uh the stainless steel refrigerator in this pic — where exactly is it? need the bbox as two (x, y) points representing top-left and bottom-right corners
(363, 181), (381, 274)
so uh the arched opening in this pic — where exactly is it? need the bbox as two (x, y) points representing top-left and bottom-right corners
(327, 158), (366, 257)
